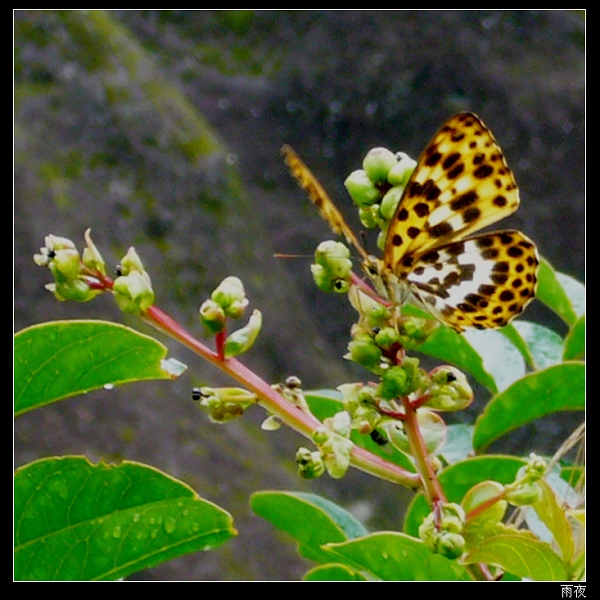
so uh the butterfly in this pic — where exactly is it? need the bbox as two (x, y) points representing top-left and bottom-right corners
(281, 112), (539, 332)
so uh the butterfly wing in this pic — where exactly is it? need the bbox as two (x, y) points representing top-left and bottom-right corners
(383, 112), (521, 271)
(281, 144), (369, 262)
(406, 230), (538, 331)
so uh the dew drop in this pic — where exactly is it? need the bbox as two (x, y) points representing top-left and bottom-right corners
(132, 513), (140, 523)
(164, 517), (177, 534)
(104, 383), (114, 390)
(112, 525), (122, 539)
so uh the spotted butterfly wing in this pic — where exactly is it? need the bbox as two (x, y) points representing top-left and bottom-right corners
(281, 144), (369, 262)
(383, 112), (539, 331)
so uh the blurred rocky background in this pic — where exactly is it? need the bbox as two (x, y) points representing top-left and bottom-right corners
(14, 10), (584, 580)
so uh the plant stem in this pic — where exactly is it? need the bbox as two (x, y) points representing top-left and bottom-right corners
(143, 305), (422, 490)
(401, 395), (446, 509)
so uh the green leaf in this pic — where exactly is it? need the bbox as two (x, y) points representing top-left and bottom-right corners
(323, 532), (472, 581)
(532, 479), (575, 564)
(404, 456), (526, 537)
(462, 329), (526, 392)
(14, 456), (235, 581)
(14, 320), (186, 416)
(535, 258), (584, 326)
(303, 563), (368, 581)
(250, 491), (367, 564)
(510, 321), (564, 370)
(462, 533), (567, 581)
(440, 424), (474, 465)
(499, 324), (537, 369)
(473, 362), (585, 451)
(564, 315), (585, 361)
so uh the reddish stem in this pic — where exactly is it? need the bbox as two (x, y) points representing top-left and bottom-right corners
(142, 304), (422, 490)
(400, 396), (447, 511)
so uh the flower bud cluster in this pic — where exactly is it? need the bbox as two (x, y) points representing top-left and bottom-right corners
(192, 386), (257, 423)
(504, 453), (545, 506)
(199, 276), (262, 358)
(310, 240), (353, 294)
(34, 230), (106, 303)
(112, 247), (155, 314)
(418, 503), (466, 559)
(344, 147), (416, 251)
(296, 411), (354, 480)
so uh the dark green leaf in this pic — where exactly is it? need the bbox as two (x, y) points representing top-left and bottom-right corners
(473, 362), (585, 451)
(564, 315), (585, 361)
(14, 320), (186, 416)
(323, 532), (472, 581)
(14, 456), (235, 581)
(535, 258), (583, 326)
(250, 491), (367, 564)
(511, 321), (564, 370)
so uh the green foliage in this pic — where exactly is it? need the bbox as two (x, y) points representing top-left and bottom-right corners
(14, 457), (236, 581)
(13, 321), (235, 581)
(15, 218), (583, 581)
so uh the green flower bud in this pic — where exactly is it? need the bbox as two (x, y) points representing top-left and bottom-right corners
(505, 482), (543, 506)
(223, 309), (262, 358)
(358, 205), (380, 229)
(436, 532), (466, 559)
(199, 299), (227, 334)
(344, 169), (382, 207)
(362, 147), (397, 184)
(119, 246), (146, 275)
(379, 185), (404, 222)
(47, 278), (102, 303)
(462, 481), (507, 529)
(518, 453), (546, 482)
(311, 241), (353, 293)
(314, 240), (351, 263)
(321, 433), (354, 479)
(35, 233), (105, 302)
(192, 386), (256, 423)
(314, 241), (353, 275)
(296, 447), (325, 479)
(374, 326), (400, 350)
(379, 356), (426, 400)
(347, 333), (382, 369)
(112, 269), (154, 314)
(387, 152), (417, 186)
(81, 229), (106, 276)
(211, 276), (249, 319)
(347, 285), (391, 328)
(33, 234), (77, 269)
(397, 316), (437, 348)
(418, 503), (465, 558)
(426, 366), (473, 411)
(379, 366), (408, 399)
(327, 411), (352, 438)
(49, 247), (81, 281)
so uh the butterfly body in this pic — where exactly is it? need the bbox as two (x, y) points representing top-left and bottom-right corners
(282, 112), (539, 332)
